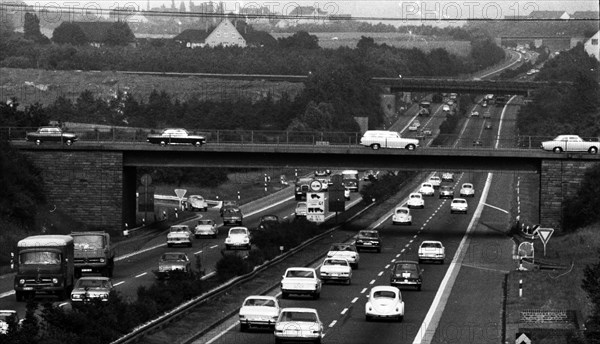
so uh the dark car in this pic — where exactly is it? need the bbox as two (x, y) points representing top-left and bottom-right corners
(390, 261), (422, 291)
(26, 126), (78, 145)
(439, 185), (454, 199)
(147, 128), (206, 146)
(220, 201), (239, 215)
(222, 207), (243, 226)
(154, 252), (192, 280)
(256, 215), (280, 231)
(354, 230), (381, 253)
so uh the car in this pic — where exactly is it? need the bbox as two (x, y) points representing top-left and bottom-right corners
(354, 229), (381, 252)
(422, 128), (432, 136)
(184, 195), (208, 212)
(483, 111), (491, 119)
(194, 219), (218, 238)
(470, 111), (479, 117)
(484, 121), (493, 130)
(238, 295), (280, 332)
(155, 252), (192, 279)
(326, 243), (360, 269)
(460, 183), (475, 197)
(167, 225), (193, 247)
(392, 206), (412, 225)
(406, 192), (425, 209)
(222, 206), (243, 225)
(472, 139), (483, 146)
(26, 126), (78, 145)
(408, 123), (419, 132)
(280, 267), (322, 299)
(314, 169), (331, 176)
(0, 310), (23, 334)
(225, 227), (251, 250)
(442, 104), (451, 112)
(274, 308), (323, 344)
(429, 176), (441, 188)
(363, 170), (379, 181)
(70, 276), (113, 302)
(147, 128), (206, 146)
(295, 202), (308, 217)
(319, 257), (352, 284)
(418, 183), (435, 196)
(541, 135), (599, 154)
(365, 286), (404, 322)
(450, 198), (468, 214)
(418, 241), (445, 264)
(441, 172), (454, 182)
(219, 201), (238, 215)
(390, 261), (422, 291)
(439, 185), (454, 199)
(256, 214), (280, 231)
(344, 187), (351, 200)
(360, 130), (419, 150)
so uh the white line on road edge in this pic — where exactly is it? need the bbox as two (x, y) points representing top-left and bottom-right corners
(114, 281), (125, 286)
(0, 290), (15, 298)
(209, 245), (218, 249)
(135, 272), (147, 278)
(412, 173), (493, 344)
(482, 203), (509, 214)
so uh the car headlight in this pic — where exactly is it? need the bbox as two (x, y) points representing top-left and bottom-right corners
(52, 278), (59, 284)
(225, 238), (231, 243)
(19, 279), (25, 284)
(71, 294), (81, 299)
(99, 258), (105, 263)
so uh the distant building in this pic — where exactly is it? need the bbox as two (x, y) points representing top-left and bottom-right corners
(70, 21), (135, 47)
(173, 29), (212, 48)
(584, 31), (600, 61)
(527, 11), (570, 20)
(570, 11), (600, 20)
(277, 6), (328, 28)
(173, 19), (275, 48)
(204, 19), (247, 47)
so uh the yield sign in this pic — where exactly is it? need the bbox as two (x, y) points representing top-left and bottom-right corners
(535, 227), (554, 246)
(515, 332), (531, 344)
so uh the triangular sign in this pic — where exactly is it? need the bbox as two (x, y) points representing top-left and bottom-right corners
(515, 332), (531, 344)
(535, 228), (554, 245)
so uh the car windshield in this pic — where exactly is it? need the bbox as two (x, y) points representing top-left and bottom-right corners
(77, 279), (111, 289)
(162, 253), (186, 261)
(279, 311), (317, 322)
(395, 263), (417, 272)
(20, 251), (61, 265)
(330, 244), (355, 252)
(73, 235), (104, 250)
(229, 228), (247, 235)
(358, 231), (377, 238)
(421, 242), (442, 248)
(170, 226), (188, 232)
(410, 194), (421, 199)
(453, 200), (467, 204)
(422, 184), (432, 188)
(373, 290), (397, 299)
(396, 208), (409, 214)
(324, 259), (347, 266)
(224, 209), (241, 215)
(286, 270), (314, 278)
(244, 298), (276, 307)
(441, 186), (453, 191)
(463, 184), (473, 189)
(198, 220), (213, 225)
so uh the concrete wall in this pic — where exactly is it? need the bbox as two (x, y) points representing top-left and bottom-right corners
(540, 160), (598, 230)
(23, 151), (125, 234)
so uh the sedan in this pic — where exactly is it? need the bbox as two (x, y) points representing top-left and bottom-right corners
(274, 308), (323, 344)
(439, 185), (454, 199)
(429, 176), (441, 188)
(155, 252), (192, 279)
(419, 183), (435, 197)
(450, 198), (468, 214)
(390, 261), (422, 291)
(225, 227), (251, 250)
(319, 257), (352, 284)
(406, 192), (425, 209)
(239, 295), (280, 332)
(194, 219), (218, 238)
(167, 225), (193, 247)
(441, 172), (454, 182)
(70, 277), (113, 302)
(459, 183), (475, 197)
(280, 267), (322, 299)
(26, 126), (78, 145)
(147, 128), (206, 146)
(470, 111), (479, 117)
(365, 286), (404, 322)
(392, 206), (412, 225)
(327, 243), (360, 269)
(355, 230), (381, 253)
(418, 241), (445, 264)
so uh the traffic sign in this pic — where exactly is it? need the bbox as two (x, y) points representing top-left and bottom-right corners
(534, 227), (554, 256)
(515, 332), (531, 344)
(310, 180), (323, 192)
(518, 242), (534, 259)
(307, 192), (325, 222)
(140, 174), (152, 186)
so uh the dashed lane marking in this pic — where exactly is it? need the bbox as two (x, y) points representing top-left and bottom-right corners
(194, 250), (203, 254)
(378, 271), (384, 276)
(114, 281), (125, 286)
(329, 320), (337, 328)
(210, 245), (218, 249)
(351, 297), (359, 303)
(135, 272), (147, 278)
(341, 308), (348, 315)
(361, 288), (367, 294)
(369, 279), (375, 285)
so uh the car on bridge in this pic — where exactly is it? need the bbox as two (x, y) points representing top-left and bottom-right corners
(167, 225), (193, 247)
(390, 261), (422, 291)
(280, 267), (322, 299)
(239, 295), (280, 331)
(147, 128), (206, 146)
(541, 135), (599, 154)
(154, 252), (192, 279)
(459, 183), (475, 197)
(225, 227), (251, 250)
(365, 286), (404, 322)
(26, 126), (78, 145)
(194, 219), (218, 238)
(274, 308), (323, 344)
(406, 192), (425, 209)
(355, 230), (381, 253)
(360, 130), (419, 150)
(450, 198), (468, 214)
(392, 206), (412, 225)
(70, 276), (113, 303)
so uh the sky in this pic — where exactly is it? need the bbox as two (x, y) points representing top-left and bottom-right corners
(14, 0), (600, 24)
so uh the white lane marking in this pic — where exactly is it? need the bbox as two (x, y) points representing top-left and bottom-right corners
(396, 254), (401, 258)
(351, 297), (358, 303)
(369, 279), (375, 285)
(283, 216), (288, 219)
(405, 244), (410, 248)
(378, 271), (384, 277)
(205, 321), (238, 344)
(210, 245), (218, 249)
(341, 308), (348, 315)
(401, 249), (405, 253)
(391, 259), (396, 263)
(496, 95), (517, 149)
(194, 250), (203, 254)
(329, 320), (337, 328)
(59, 302), (69, 307)
(114, 281), (125, 286)
(413, 235), (418, 239)
(412, 173), (493, 344)
(360, 288), (367, 294)
(0, 290), (15, 298)
(482, 203), (509, 214)
(135, 272), (147, 278)
(385, 264), (390, 269)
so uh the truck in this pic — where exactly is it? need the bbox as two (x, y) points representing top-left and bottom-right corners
(14, 235), (75, 301)
(341, 170), (360, 192)
(294, 177), (313, 200)
(418, 101), (431, 116)
(71, 231), (115, 278)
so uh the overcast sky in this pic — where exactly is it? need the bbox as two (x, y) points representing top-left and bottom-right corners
(19, 0), (600, 24)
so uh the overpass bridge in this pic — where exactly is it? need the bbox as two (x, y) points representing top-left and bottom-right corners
(9, 137), (599, 234)
(121, 71), (568, 96)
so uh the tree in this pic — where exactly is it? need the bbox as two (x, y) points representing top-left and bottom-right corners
(562, 163), (600, 231)
(582, 251), (600, 344)
(104, 22), (135, 46)
(277, 31), (319, 49)
(52, 22), (88, 45)
(356, 36), (377, 50)
(23, 12), (41, 41)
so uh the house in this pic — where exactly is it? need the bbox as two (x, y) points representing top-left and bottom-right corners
(204, 19), (246, 47)
(584, 31), (600, 61)
(570, 11), (599, 20)
(277, 6), (328, 28)
(71, 21), (135, 47)
(173, 29), (212, 48)
(173, 19), (275, 48)
(527, 11), (570, 20)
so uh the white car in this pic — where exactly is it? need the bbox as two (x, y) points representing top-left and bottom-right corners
(408, 122), (419, 131)
(441, 172), (454, 182)
(442, 104), (450, 112)
(392, 206), (412, 225)
(450, 198), (468, 214)
(274, 308), (323, 344)
(184, 195), (207, 212)
(365, 286), (404, 322)
(428, 176), (441, 188)
(295, 202), (308, 217)
(239, 295), (280, 331)
(225, 226), (251, 250)
(319, 257), (352, 284)
(0, 310), (23, 334)
(280, 267), (322, 299)
(360, 130), (419, 150)
(470, 111), (479, 117)
(70, 276), (113, 302)
(419, 183), (435, 196)
(541, 135), (599, 154)
(418, 241), (445, 264)
(406, 192), (425, 209)
(167, 225), (193, 247)
(344, 188), (351, 200)
(327, 243), (360, 269)
(459, 183), (475, 197)
(194, 219), (218, 238)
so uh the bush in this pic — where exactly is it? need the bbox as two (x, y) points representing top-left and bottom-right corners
(215, 253), (252, 282)
(360, 171), (417, 204)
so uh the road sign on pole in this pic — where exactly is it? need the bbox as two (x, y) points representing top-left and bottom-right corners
(534, 227), (554, 256)
(515, 332), (531, 344)
(175, 189), (187, 210)
(306, 192), (325, 222)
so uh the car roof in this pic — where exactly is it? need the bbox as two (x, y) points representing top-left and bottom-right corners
(285, 267), (315, 272)
(420, 240), (442, 245)
(462, 183), (473, 187)
(280, 307), (318, 313)
(452, 198), (467, 202)
(244, 295), (277, 301)
(229, 226), (248, 231)
(394, 260), (419, 265)
(78, 276), (111, 281)
(370, 286), (400, 293)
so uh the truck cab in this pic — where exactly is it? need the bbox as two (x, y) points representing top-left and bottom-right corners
(71, 231), (115, 277)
